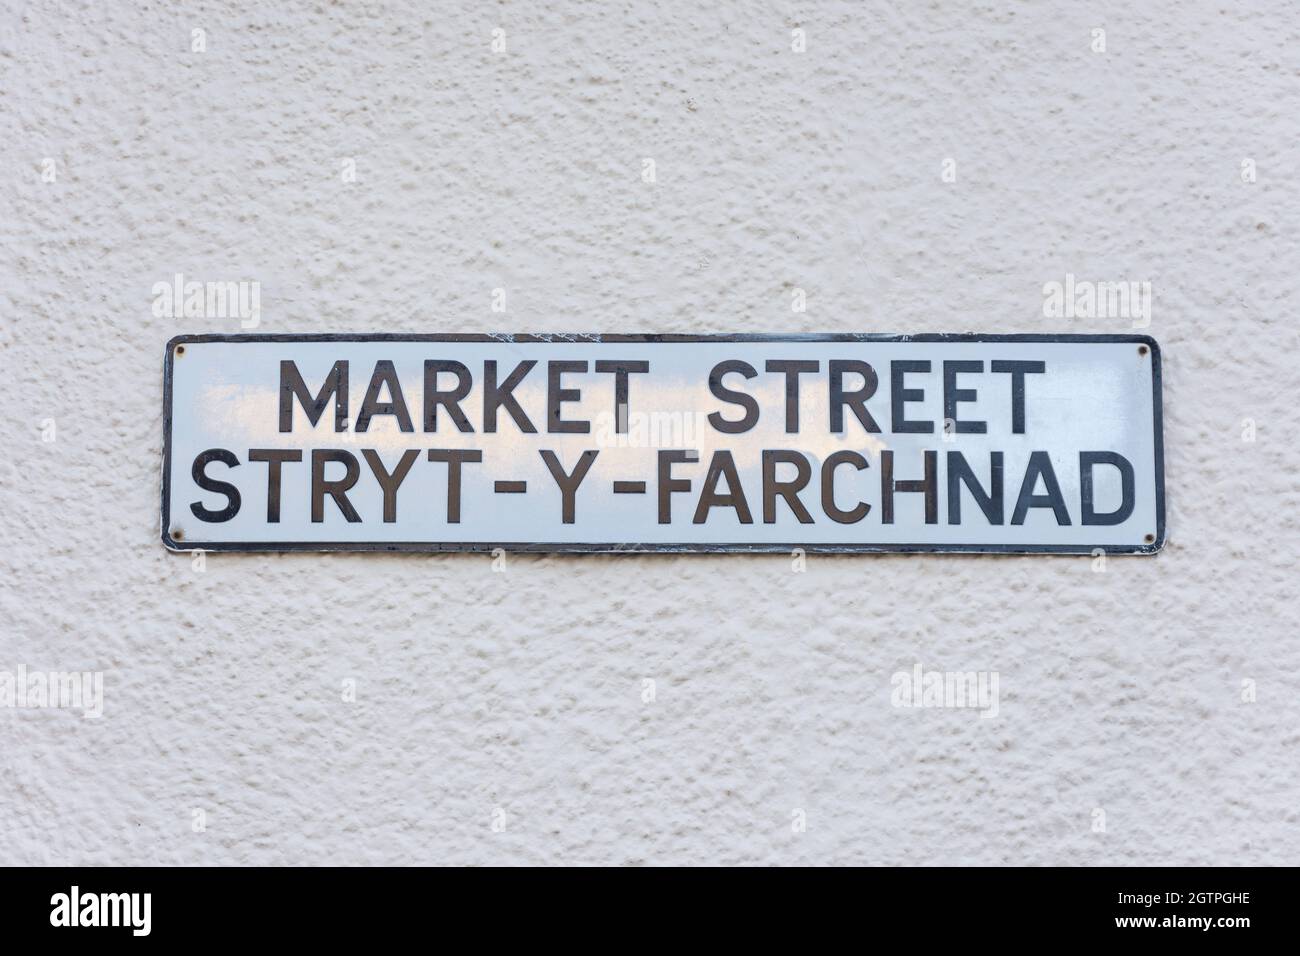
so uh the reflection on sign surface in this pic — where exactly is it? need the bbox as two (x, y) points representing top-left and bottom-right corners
(162, 334), (1164, 554)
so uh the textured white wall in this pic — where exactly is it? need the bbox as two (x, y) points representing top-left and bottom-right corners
(2, 1), (1297, 866)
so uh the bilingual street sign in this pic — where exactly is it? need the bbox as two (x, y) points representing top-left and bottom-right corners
(161, 334), (1165, 554)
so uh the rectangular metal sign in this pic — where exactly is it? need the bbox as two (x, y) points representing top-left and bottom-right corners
(162, 334), (1164, 554)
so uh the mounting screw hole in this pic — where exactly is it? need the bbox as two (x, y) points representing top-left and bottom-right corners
(1144, 533), (1155, 544)
(1138, 344), (1149, 356)
(176, 345), (186, 356)
(172, 529), (184, 541)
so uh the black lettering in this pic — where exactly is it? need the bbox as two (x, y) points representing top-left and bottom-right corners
(762, 450), (813, 523)
(881, 450), (937, 524)
(764, 360), (818, 433)
(594, 360), (650, 433)
(657, 451), (694, 524)
(1080, 451), (1135, 525)
(427, 449), (482, 523)
(547, 361), (590, 434)
(890, 360), (933, 434)
(707, 360), (759, 434)
(311, 450), (361, 523)
(361, 449), (420, 523)
(540, 450), (599, 523)
(423, 360), (474, 433)
(829, 360), (881, 433)
(946, 451), (1003, 525)
(356, 360), (414, 433)
(248, 449), (302, 522)
(1011, 451), (1071, 525)
(190, 449), (241, 522)
(942, 360), (986, 434)
(483, 360), (538, 433)
(279, 360), (348, 432)
(820, 450), (870, 524)
(693, 451), (752, 524)
(991, 360), (1045, 434)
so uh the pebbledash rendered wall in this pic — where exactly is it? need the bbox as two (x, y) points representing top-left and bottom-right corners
(1, 2), (1297, 866)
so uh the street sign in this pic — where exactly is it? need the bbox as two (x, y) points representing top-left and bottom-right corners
(162, 334), (1164, 554)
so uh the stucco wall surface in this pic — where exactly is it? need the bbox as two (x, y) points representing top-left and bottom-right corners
(1, 1), (1297, 866)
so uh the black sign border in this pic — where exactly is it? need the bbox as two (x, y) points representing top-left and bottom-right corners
(162, 333), (1165, 555)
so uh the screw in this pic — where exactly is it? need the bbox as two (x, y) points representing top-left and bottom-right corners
(1138, 345), (1149, 356)
(176, 345), (186, 356)
(172, 529), (184, 541)
(1144, 533), (1155, 544)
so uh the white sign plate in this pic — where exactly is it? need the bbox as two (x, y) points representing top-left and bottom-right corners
(162, 334), (1164, 554)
